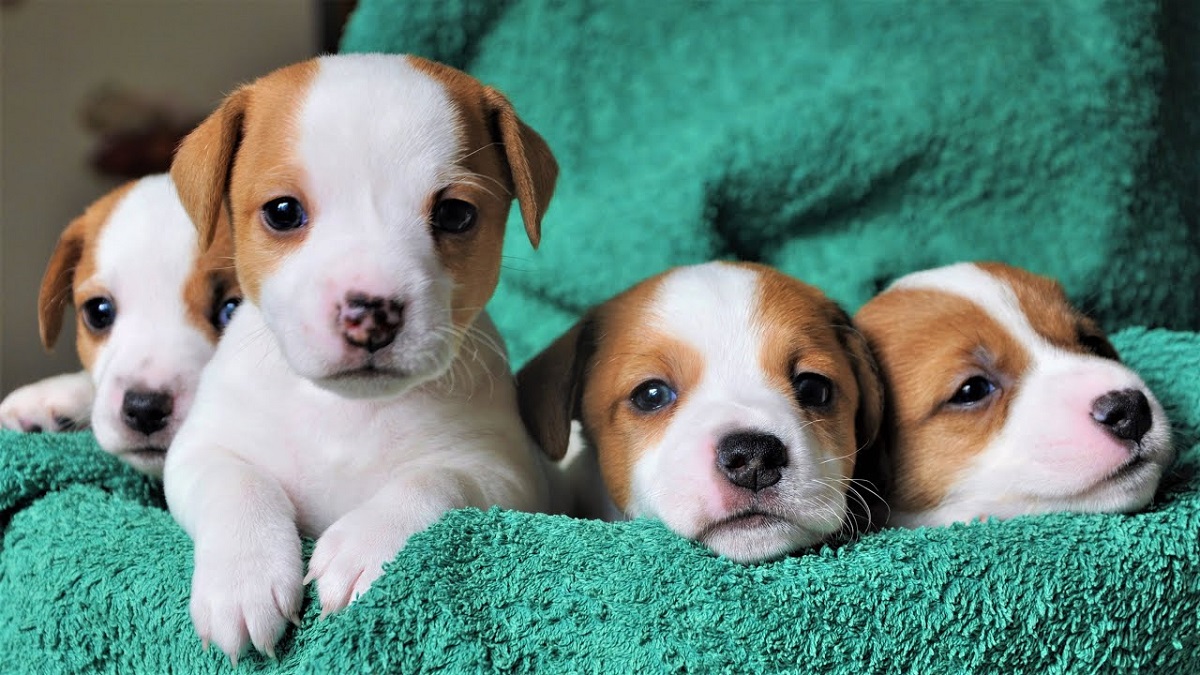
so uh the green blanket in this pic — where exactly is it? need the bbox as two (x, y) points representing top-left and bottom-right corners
(3, 0), (1199, 672)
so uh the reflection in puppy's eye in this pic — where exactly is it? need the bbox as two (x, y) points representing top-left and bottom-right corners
(81, 296), (117, 333)
(261, 196), (307, 232)
(792, 372), (833, 408)
(431, 198), (478, 235)
(212, 297), (242, 332)
(947, 375), (996, 408)
(629, 379), (677, 413)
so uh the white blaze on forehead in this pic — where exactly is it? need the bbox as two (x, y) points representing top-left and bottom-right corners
(298, 55), (464, 237)
(889, 262), (1051, 354)
(647, 262), (762, 386)
(93, 174), (198, 320)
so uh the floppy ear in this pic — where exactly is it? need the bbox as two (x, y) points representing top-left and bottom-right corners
(515, 317), (595, 460)
(37, 216), (90, 350)
(839, 309), (892, 531)
(171, 88), (249, 251)
(482, 87), (558, 249)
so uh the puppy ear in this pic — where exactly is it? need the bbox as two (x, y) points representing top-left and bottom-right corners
(834, 308), (890, 531)
(171, 88), (249, 251)
(37, 215), (90, 350)
(483, 87), (558, 249)
(515, 317), (595, 460)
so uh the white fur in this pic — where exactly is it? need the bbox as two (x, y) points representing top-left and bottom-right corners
(887, 263), (1174, 527)
(163, 55), (556, 664)
(593, 262), (852, 563)
(0, 175), (216, 476)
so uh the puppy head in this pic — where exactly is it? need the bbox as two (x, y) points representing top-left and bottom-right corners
(854, 262), (1174, 527)
(171, 54), (557, 398)
(518, 261), (883, 563)
(38, 174), (241, 475)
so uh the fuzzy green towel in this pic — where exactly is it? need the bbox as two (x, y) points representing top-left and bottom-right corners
(0, 328), (1197, 673)
(342, 0), (1200, 367)
(3, 0), (1199, 672)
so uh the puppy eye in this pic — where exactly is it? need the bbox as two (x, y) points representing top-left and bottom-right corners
(792, 373), (833, 408)
(81, 296), (116, 333)
(629, 379), (677, 413)
(261, 197), (307, 232)
(211, 296), (242, 332)
(432, 198), (478, 234)
(948, 376), (996, 407)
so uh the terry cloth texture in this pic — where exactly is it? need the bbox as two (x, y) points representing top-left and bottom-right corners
(0, 328), (1197, 673)
(1, 0), (1197, 672)
(342, 0), (1200, 368)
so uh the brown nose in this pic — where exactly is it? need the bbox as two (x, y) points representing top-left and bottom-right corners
(339, 293), (404, 353)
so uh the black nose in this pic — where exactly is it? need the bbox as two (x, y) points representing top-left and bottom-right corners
(339, 293), (404, 353)
(716, 431), (788, 492)
(1091, 388), (1152, 443)
(121, 390), (173, 435)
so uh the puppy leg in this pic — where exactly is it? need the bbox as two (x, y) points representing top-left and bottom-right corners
(0, 371), (93, 432)
(307, 470), (488, 615)
(166, 453), (303, 664)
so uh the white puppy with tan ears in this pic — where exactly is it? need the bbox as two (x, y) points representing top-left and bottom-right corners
(0, 174), (240, 475)
(163, 54), (559, 663)
(853, 262), (1175, 528)
(517, 261), (884, 564)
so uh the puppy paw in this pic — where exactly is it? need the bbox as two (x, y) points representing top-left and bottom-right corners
(189, 537), (304, 664)
(305, 510), (412, 616)
(0, 373), (92, 432)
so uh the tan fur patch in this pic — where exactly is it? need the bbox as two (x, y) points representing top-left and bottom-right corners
(182, 209), (240, 342)
(37, 180), (138, 369)
(171, 60), (318, 303)
(855, 287), (1031, 511)
(976, 262), (1117, 358)
(749, 264), (867, 480)
(406, 55), (558, 331)
(576, 273), (680, 511)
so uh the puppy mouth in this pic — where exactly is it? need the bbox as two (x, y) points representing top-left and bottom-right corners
(123, 446), (167, 460)
(326, 364), (408, 381)
(1106, 455), (1153, 483)
(697, 510), (787, 540)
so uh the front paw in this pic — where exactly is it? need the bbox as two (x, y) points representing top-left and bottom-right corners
(189, 537), (304, 664)
(0, 375), (92, 432)
(305, 510), (412, 616)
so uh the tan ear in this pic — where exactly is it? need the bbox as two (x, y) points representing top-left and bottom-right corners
(515, 318), (595, 460)
(837, 309), (891, 531)
(37, 216), (89, 350)
(482, 87), (558, 249)
(171, 88), (249, 250)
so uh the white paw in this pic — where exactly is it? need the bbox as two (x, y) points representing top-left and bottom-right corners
(305, 509), (412, 616)
(0, 373), (93, 433)
(189, 536), (304, 664)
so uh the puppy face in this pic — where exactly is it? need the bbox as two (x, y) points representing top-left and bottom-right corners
(38, 174), (241, 474)
(171, 54), (557, 398)
(854, 262), (1174, 526)
(518, 262), (883, 563)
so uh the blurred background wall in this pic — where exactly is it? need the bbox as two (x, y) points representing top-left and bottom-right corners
(0, 0), (340, 396)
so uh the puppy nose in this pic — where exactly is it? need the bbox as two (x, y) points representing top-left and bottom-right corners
(340, 293), (404, 353)
(1091, 388), (1152, 443)
(716, 431), (788, 492)
(121, 390), (173, 435)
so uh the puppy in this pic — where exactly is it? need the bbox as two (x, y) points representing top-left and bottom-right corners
(517, 261), (883, 563)
(162, 54), (559, 662)
(0, 174), (240, 475)
(853, 262), (1175, 528)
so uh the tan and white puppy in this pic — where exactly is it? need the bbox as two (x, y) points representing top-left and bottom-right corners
(162, 54), (558, 663)
(517, 261), (883, 564)
(854, 262), (1174, 528)
(0, 174), (240, 475)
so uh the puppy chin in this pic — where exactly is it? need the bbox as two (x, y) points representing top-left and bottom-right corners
(91, 417), (170, 477)
(701, 517), (828, 564)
